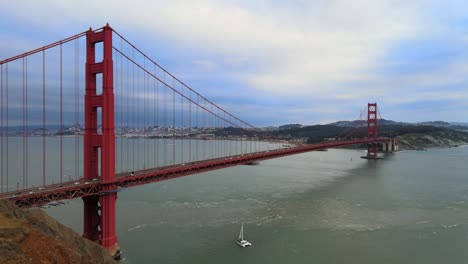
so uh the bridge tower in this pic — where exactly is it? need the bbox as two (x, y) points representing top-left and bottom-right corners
(83, 25), (119, 256)
(366, 103), (379, 158)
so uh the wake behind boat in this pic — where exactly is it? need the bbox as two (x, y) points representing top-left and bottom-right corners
(235, 223), (252, 247)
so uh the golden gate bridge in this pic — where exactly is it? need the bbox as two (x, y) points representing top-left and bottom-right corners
(0, 24), (394, 256)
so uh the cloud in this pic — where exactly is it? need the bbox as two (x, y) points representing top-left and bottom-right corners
(2, 0), (468, 123)
(191, 60), (217, 72)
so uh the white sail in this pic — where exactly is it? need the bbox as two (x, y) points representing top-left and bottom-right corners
(238, 223), (244, 241)
(235, 223), (251, 247)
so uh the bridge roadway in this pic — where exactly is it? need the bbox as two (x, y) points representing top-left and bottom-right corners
(1, 138), (388, 208)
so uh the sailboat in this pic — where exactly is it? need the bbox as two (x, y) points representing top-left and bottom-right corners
(235, 223), (252, 247)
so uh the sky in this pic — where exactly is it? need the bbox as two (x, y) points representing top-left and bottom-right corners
(1, 0), (468, 126)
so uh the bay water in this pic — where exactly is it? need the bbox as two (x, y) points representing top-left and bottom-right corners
(44, 145), (468, 263)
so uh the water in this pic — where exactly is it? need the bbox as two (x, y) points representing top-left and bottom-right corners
(46, 146), (468, 263)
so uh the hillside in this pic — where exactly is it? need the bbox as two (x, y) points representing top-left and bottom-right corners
(328, 118), (401, 127)
(0, 200), (117, 264)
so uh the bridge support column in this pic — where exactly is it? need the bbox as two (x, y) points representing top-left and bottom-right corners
(84, 24), (119, 258)
(383, 142), (389, 152)
(367, 143), (379, 158)
(392, 138), (399, 151)
(99, 188), (117, 254)
(83, 196), (100, 241)
(362, 103), (382, 159)
(382, 138), (399, 153)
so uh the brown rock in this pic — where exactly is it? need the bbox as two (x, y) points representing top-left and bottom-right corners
(0, 200), (117, 264)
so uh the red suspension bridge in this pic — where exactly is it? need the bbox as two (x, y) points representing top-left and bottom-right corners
(0, 24), (393, 256)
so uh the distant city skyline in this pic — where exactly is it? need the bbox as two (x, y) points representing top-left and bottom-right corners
(1, 1), (468, 126)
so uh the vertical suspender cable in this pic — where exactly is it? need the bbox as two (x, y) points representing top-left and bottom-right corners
(209, 105), (211, 158)
(137, 61), (140, 170)
(143, 64), (145, 168)
(222, 110), (225, 157)
(73, 40), (77, 180)
(143, 57), (146, 169)
(42, 50), (46, 186)
(240, 122), (243, 155)
(116, 40), (120, 172)
(142, 64), (145, 168)
(224, 112), (226, 157)
(145, 63), (149, 168)
(226, 113), (228, 156)
(113, 49), (118, 172)
(203, 99), (206, 160)
(119, 38), (125, 172)
(60, 44), (63, 183)
(234, 116), (237, 155)
(218, 109), (221, 157)
(132, 49), (135, 171)
(196, 96), (199, 161)
(215, 110), (217, 158)
(25, 57), (29, 186)
(242, 126), (249, 154)
(126, 58), (130, 172)
(181, 82), (184, 163)
(214, 107), (216, 158)
(155, 68), (158, 168)
(215, 105), (218, 157)
(210, 104), (213, 158)
(78, 39), (82, 178)
(153, 65), (156, 167)
(0, 64), (3, 193)
(75, 39), (79, 180)
(189, 89), (191, 162)
(22, 58), (25, 189)
(208, 104), (211, 158)
(144, 73), (148, 168)
(147, 64), (150, 168)
(164, 73), (167, 166)
(209, 101), (211, 158)
(249, 124), (252, 154)
(219, 109), (222, 158)
(5, 64), (8, 192)
(223, 111), (225, 157)
(203, 100), (206, 159)
(146, 61), (150, 168)
(172, 79), (175, 165)
(255, 125), (258, 153)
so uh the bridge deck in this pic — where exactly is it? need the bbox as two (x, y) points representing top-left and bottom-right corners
(1, 138), (388, 208)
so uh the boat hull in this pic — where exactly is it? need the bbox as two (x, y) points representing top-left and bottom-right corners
(236, 240), (252, 247)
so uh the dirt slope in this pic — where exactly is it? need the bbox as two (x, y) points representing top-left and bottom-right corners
(0, 200), (117, 264)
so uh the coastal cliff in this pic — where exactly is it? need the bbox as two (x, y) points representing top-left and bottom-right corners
(0, 200), (117, 264)
(396, 131), (468, 150)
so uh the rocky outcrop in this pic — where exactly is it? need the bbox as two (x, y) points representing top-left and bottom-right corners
(0, 200), (117, 264)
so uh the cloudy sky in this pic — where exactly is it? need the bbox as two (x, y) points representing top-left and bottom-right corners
(1, 0), (468, 126)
